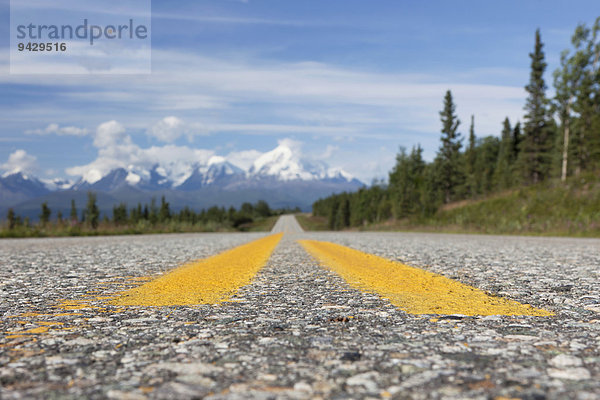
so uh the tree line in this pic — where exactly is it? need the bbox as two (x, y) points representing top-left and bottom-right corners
(314, 21), (600, 230)
(4, 192), (295, 234)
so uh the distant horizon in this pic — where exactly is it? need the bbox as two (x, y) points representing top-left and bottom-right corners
(1, 0), (598, 183)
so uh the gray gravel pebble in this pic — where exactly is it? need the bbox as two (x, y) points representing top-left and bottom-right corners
(1, 227), (599, 399)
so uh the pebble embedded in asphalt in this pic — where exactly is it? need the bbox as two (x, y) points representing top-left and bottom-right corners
(1, 230), (599, 399)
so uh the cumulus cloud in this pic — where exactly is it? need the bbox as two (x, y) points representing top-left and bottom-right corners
(1, 149), (38, 176)
(66, 120), (214, 184)
(93, 120), (128, 148)
(25, 123), (88, 136)
(148, 116), (186, 142)
(148, 116), (208, 143)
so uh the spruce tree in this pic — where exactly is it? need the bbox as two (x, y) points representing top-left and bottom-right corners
(389, 146), (425, 218)
(512, 122), (522, 160)
(159, 196), (171, 222)
(519, 29), (552, 184)
(70, 199), (78, 223)
(464, 115), (477, 196)
(569, 19), (600, 174)
(474, 136), (501, 194)
(40, 202), (51, 226)
(86, 192), (100, 229)
(435, 90), (464, 203)
(494, 118), (513, 190)
(7, 208), (16, 230)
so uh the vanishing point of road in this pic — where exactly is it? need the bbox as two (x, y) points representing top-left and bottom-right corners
(1, 215), (599, 399)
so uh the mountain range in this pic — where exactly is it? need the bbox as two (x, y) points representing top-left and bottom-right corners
(0, 143), (363, 220)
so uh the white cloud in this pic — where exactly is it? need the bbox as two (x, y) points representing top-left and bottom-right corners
(1, 49), (530, 183)
(25, 123), (88, 137)
(147, 116), (209, 143)
(1, 149), (38, 176)
(148, 116), (185, 142)
(0, 49), (527, 138)
(66, 120), (215, 184)
(93, 120), (128, 148)
(316, 145), (338, 160)
(224, 150), (263, 170)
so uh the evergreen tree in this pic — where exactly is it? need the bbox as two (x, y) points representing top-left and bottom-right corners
(569, 19), (600, 174)
(112, 203), (128, 225)
(39, 202), (51, 225)
(328, 199), (338, 230)
(159, 196), (171, 222)
(149, 198), (158, 225)
(518, 29), (553, 184)
(227, 206), (236, 222)
(335, 196), (350, 229)
(85, 192), (100, 229)
(70, 199), (78, 223)
(464, 115), (478, 196)
(422, 162), (442, 216)
(241, 202), (254, 215)
(7, 208), (16, 230)
(494, 118), (513, 189)
(512, 122), (522, 161)
(254, 200), (271, 218)
(435, 90), (464, 203)
(474, 136), (501, 194)
(389, 145), (425, 217)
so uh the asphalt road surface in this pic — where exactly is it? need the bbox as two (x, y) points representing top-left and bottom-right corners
(1, 216), (599, 399)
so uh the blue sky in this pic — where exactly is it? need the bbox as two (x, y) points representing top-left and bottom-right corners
(0, 0), (598, 183)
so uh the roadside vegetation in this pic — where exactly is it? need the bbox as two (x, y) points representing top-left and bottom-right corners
(1, 193), (296, 238)
(295, 213), (329, 231)
(312, 21), (600, 237)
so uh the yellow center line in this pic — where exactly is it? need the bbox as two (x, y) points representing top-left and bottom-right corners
(298, 239), (553, 316)
(110, 233), (282, 307)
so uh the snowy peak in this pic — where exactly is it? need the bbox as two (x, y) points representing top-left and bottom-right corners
(323, 167), (357, 183)
(176, 159), (244, 191)
(0, 171), (50, 200)
(74, 143), (361, 190)
(249, 143), (316, 181)
(204, 160), (243, 183)
(1, 143), (361, 196)
(0, 171), (49, 189)
(41, 178), (74, 191)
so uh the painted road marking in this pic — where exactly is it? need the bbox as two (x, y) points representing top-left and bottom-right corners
(111, 233), (283, 307)
(298, 240), (553, 316)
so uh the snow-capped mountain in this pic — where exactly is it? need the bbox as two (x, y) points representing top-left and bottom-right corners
(66, 142), (360, 192)
(41, 178), (74, 191)
(0, 172), (50, 205)
(177, 157), (245, 191)
(248, 143), (321, 181)
(0, 143), (364, 215)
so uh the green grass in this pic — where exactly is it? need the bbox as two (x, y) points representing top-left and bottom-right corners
(238, 216), (279, 232)
(295, 213), (329, 231)
(0, 217), (278, 239)
(366, 173), (600, 237)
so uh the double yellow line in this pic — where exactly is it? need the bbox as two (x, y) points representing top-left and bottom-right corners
(111, 233), (283, 307)
(299, 240), (552, 316)
(111, 233), (553, 317)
